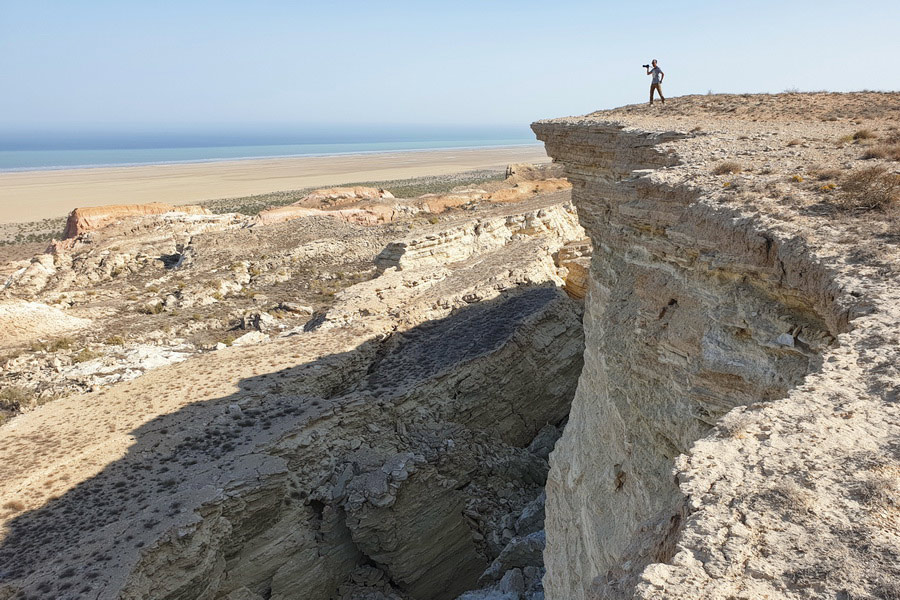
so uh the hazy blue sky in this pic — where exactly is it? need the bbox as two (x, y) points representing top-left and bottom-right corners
(1, 0), (897, 131)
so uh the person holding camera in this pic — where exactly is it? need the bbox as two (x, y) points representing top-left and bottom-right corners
(644, 59), (665, 105)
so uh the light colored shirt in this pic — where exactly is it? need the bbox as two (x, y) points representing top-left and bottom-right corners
(650, 66), (663, 84)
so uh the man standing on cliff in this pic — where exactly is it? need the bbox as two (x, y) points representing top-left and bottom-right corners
(647, 59), (665, 105)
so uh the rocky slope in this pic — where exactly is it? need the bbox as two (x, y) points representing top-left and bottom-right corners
(0, 173), (585, 599)
(533, 92), (899, 600)
(0, 174), (567, 413)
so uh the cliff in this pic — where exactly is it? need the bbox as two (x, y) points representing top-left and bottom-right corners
(64, 203), (212, 238)
(533, 92), (899, 599)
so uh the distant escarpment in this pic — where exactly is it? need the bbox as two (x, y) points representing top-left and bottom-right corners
(533, 92), (899, 599)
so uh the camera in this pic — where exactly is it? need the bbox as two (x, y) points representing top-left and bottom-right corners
(642, 64), (650, 68)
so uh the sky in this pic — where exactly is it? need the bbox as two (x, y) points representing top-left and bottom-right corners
(1, 0), (898, 133)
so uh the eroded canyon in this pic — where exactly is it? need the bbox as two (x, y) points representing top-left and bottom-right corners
(1, 168), (584, 600)
(1, 92), (899, 600)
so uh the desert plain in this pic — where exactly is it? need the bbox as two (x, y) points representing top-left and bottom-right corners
(0, 145), (549, 224)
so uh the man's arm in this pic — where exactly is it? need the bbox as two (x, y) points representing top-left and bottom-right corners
(659, 69), (664, 83)
(646, 67), (652, 75)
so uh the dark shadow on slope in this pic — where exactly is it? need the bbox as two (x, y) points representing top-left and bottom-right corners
(0, 284), (583, 600)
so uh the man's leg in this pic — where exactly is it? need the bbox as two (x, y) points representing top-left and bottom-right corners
(658, 84), (665, 104)
(649, 84), (655, 105)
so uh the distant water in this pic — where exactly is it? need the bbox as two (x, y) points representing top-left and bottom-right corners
(0, 128), (538, 172)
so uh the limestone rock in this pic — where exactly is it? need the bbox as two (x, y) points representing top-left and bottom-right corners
(486, 180), (571, 203)
(505, 163), (566, 182)
(479, 530), (546, 587)
(63, 202), (211, 238)
(513, 492), (545, 537)
(0, 301), (91, 349)
(240, 311), (279, 332)
(277, 302), (314, 315)
(229, 330), (269, 346)
(256, 204), (404, 227)
(298, 186), (395, 208)
(256, 187), (400, 226)
(374, 195), (583, 273)
(533, 92), (900, 600)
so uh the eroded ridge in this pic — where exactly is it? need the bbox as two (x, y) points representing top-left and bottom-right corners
(533, 92), (899, 600)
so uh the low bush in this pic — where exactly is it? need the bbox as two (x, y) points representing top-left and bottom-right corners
(837, 166), (900, 212)
(29, 337), (73, 353)
(0, 386), (33, 411)
(861, 144), (900, 161)
(809, 167), (843, 181)
(72, 348), (102, 363)
(712, 161), (742, 175)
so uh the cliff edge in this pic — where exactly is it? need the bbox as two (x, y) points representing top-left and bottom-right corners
(533, 92), (899, 600)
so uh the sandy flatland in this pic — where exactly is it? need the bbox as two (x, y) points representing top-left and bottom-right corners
(0, 145), (549, 224)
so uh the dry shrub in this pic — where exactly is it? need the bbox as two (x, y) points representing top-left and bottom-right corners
(712, 161), (742, 175)
(837, 166), (900, 212)
(786, 139), (802, 147)
(809, 167), (843, 181)
(881, 130), (900, 144)
(72, 348), (101, 363)
(853, 129), (876, 141)
(0, 386), (33, 411)
(861, 144), (900, 161)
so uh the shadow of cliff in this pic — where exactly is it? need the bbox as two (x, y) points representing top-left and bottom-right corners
(0, 284), (581, 600)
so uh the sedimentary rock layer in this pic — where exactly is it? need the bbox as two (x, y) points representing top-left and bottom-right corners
(64, 203), (212, 238)
(533, 93), (899, 600)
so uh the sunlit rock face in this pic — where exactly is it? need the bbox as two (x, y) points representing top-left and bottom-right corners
(533, 93), (898, 600)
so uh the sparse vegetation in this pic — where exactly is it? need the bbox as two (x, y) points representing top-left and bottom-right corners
(0, 217), (67, 246)
(853, 475), (897, 507)
(838, 128), (878, 146)
(199, 170), (506, 215)
(138, 302), (164, 315)
(808, 167), (842, 181)
(72, 348), (102, 363)
(2, 500), (25, 513)
(0, 386), (34, 412)
(29, 337), (74, 353)
(836, 165), (900, 212)
(712, 161), (742, 175)
(861, 144), (900, 161)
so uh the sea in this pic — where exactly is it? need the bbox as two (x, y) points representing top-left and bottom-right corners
(0, 126), (539, 172)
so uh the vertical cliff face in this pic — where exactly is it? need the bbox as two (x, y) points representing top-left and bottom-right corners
(532, 93), (900, 600)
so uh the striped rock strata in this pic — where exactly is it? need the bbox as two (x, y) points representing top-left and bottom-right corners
(533, 92), (899, 600)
